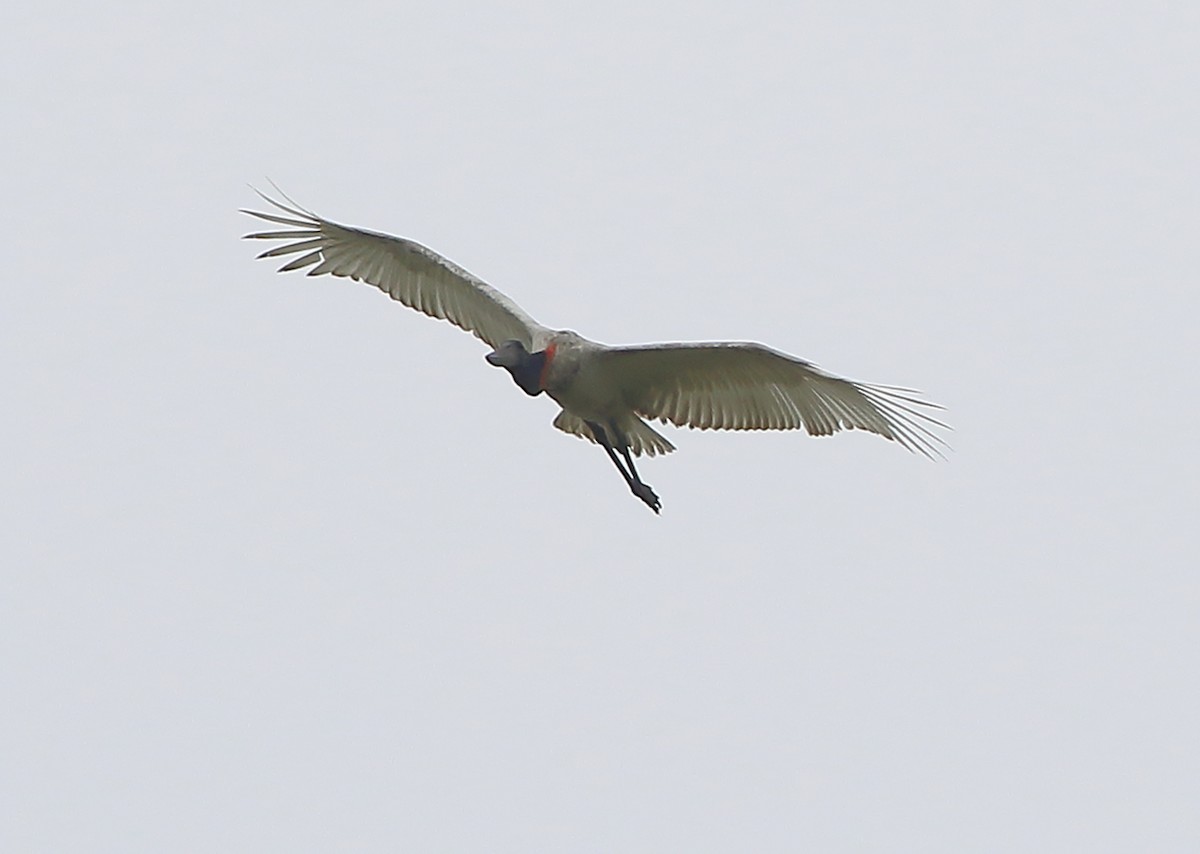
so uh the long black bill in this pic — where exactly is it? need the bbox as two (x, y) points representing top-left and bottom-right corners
(486, 340), (545, 397)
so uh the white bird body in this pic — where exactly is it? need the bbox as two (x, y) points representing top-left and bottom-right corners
(537, 330), (679, 460)
(540, 332), (626, 422)
(243, 189), (947, 513)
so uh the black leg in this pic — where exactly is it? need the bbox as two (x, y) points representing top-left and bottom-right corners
(586, 420), (662, 514)
(587, 421), (635, 487)
(618, 442), (644, 485)
(617, 437), (662, 514)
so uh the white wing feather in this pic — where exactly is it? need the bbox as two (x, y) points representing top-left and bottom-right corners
(242, 189), (548, 349)
(601, 343), (948, 458)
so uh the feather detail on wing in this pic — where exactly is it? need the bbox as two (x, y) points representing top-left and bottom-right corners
(242, 188), (547, 349)
(601, 343), (948, 458)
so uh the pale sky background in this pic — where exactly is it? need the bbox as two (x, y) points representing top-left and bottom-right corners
(3, 2), (1197, 852)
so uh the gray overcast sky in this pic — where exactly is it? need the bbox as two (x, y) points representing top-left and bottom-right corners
(3, 2), (1197, 851)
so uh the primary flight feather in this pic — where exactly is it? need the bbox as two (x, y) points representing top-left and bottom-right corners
(243, 188), (948, 513)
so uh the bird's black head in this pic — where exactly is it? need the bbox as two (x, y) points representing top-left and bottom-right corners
(486, 339), (545, 397)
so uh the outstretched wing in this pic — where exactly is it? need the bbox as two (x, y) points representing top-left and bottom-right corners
(602, 342), (948, 458)
(242, 189), (548, 349)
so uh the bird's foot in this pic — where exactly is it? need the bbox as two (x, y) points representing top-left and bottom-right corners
(631, 481), (661, 514)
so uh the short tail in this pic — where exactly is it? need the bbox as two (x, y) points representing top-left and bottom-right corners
(552, 411), (676, 457)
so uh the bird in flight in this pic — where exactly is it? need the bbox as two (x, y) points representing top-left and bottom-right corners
(242, 189), (947, 513)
